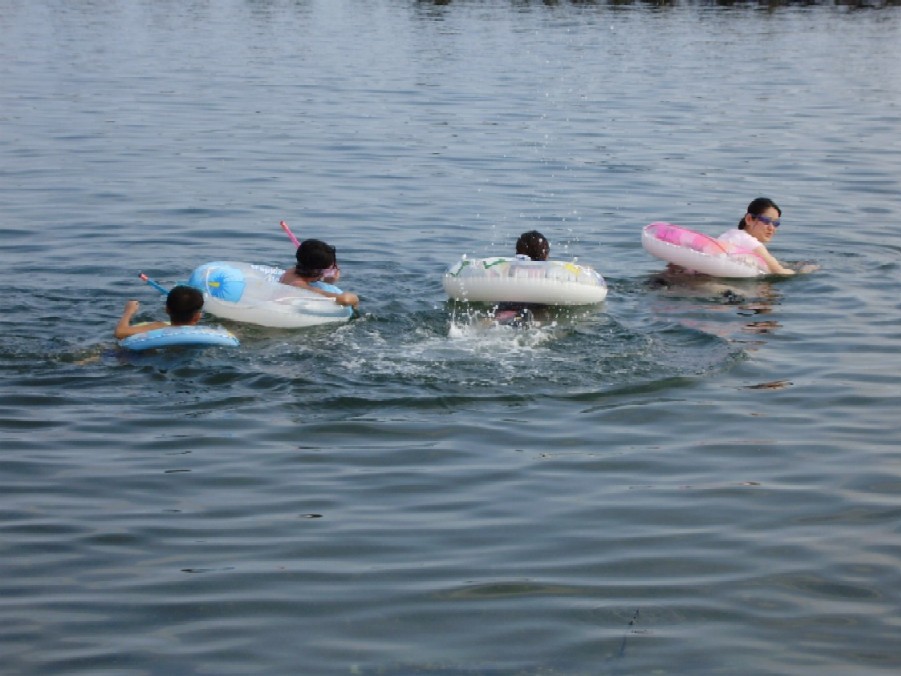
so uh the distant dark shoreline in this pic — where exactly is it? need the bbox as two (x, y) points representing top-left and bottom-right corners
(415, 0), (901, 10)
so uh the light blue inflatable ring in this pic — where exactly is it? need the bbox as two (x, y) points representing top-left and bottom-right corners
(118, 326), (240, 351)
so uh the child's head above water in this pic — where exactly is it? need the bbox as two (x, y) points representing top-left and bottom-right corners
(515, 230), (550, 261)
(166, 285), (204, 324)
(295, 239), (338, 278)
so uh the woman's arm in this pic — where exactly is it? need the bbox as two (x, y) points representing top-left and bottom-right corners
(754, 246), (796, 275)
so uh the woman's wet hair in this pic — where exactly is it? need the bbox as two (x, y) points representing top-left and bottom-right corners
(166, 285), (204, 324)
(515, 230), (550, 261)
(295, 239), (337, 277)
(740, 197), (781, 230)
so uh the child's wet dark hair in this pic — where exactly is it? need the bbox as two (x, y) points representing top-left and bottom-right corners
(166, 285), (204, 324)
(295, 239), (337, 277)
(515, 230), (550, 261)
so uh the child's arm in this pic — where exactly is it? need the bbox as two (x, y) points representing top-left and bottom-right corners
(279, 275), (359, 308)
(114, 300), (167, 339)
(332, 291), (359, 308)
(305, 284), (358, 308)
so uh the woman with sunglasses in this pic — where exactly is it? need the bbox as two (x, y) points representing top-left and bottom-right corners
(717, 197), (796, 275)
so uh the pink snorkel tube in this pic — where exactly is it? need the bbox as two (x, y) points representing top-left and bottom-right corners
(280, 220), (301, 248)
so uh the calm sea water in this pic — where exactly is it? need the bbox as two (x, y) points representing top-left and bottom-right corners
(2, 1), (901, 674)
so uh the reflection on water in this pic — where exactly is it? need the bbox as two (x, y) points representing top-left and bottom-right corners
(644, 267), (785, 347)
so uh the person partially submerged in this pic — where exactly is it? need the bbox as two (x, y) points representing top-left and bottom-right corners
(279, 238), (359, 309)
(717, 197), (816, 275)
(494, 230), (551, 326)
(114, 285), (203, 339)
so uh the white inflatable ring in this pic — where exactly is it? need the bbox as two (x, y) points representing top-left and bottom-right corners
(642, 222), (769, 278)
(119, 326), (239, 351)
(443, 256), (607, 305)
(188, 261), (353, 329)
